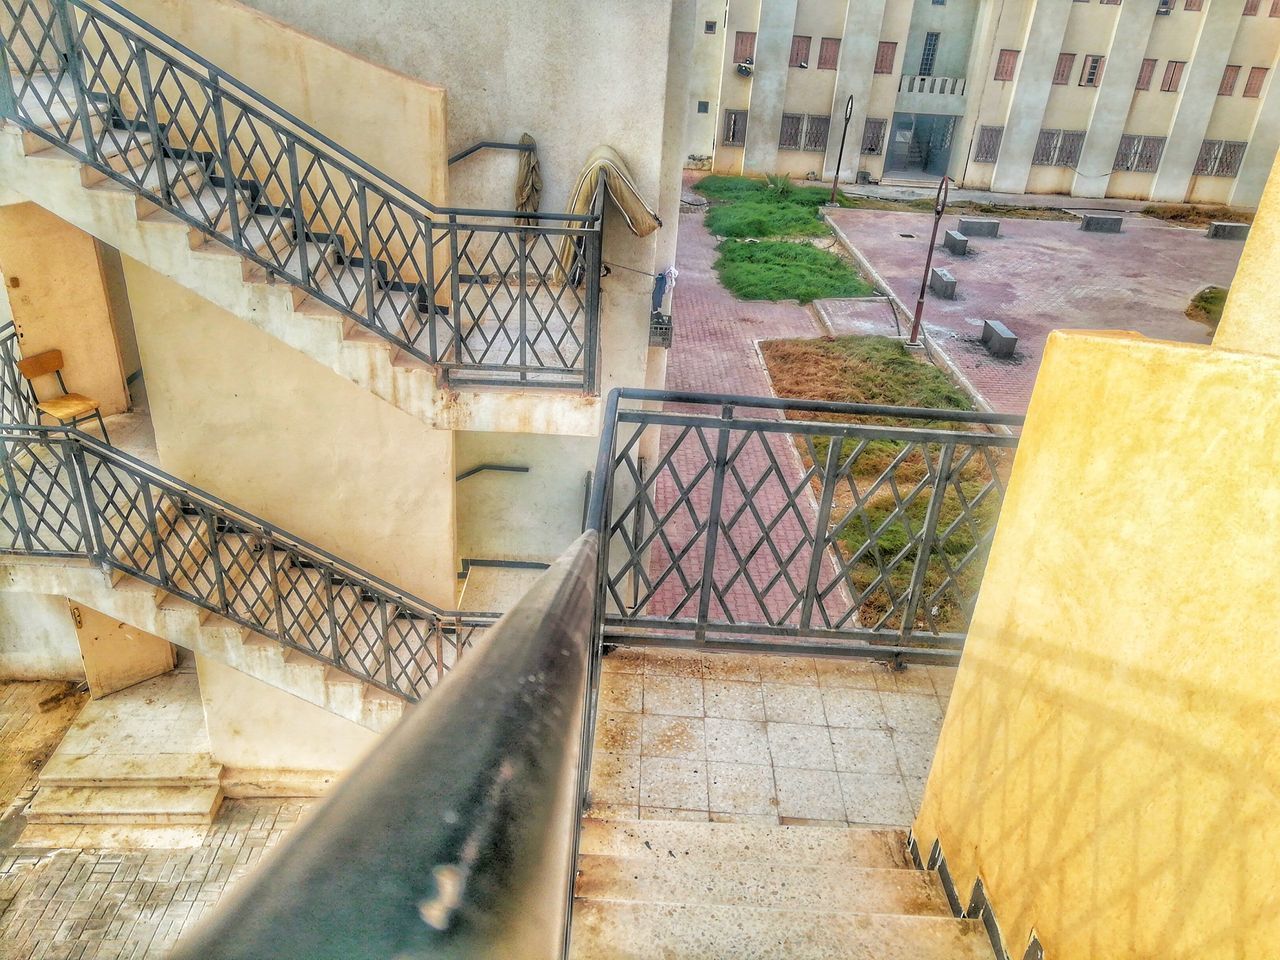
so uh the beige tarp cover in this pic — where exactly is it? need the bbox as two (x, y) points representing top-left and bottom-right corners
(556, 145), (661, 278)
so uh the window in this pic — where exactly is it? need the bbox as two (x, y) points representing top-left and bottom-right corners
(1079, 55), (1105, 86)
(861, 117), (887, 155)
(723, 109), (747, 146)
(1136, 58), (1157, 90)
(1184, 0), (1203, 9)
(1157, 0), (1172, 13)
(1161, 60), (1186, 92)
(1245, 66), (1269, 97)
(1053, 53), (1076, 85)
(874, 41), (897, 74)
(1244, 0), (1260, 14)
(790, 35), (811, 68)
(994, 49), (1019, 81)
(803, 114), (831, 152)
(933, 0), (946, 5)
(779, 114), (803, 149)
(704, 20), (717, 34)
(919, 32), (941, 76)
(1032, 128), (1086, 166)
(697, 100), (709, 114)
(1220, 64), (1241, 96)
(733, 31), (756, 63)
(974, 125), (1004, 163)
(1272, 0), (1280, 15)
(1194, 140), (1247, 177)
(1113, 134), (1166, 172)
(1100, 0), (1121, 5)
(818, 38), (841, 70)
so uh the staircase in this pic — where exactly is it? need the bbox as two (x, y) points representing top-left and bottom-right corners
(571, 819), (992, 959)
(0, 0), (603, 434)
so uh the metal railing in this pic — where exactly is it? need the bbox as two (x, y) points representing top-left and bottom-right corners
(0, 423), (496, 699)
(900, 74), (967, 97)
(0, 322), (37, 426)
(0, 0), (602, 390)
(592, 388), (1022, 663)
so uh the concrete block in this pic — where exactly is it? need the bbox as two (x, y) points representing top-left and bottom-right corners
(1206, 221), (1250, 241)
(1080, 214), (1123, 233)
(980, 319), (1017, 358)
(957, 217), (999, 238)
(928, 267), (956, 300)
(942, 230), (968, 256)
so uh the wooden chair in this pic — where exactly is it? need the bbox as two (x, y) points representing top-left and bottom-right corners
(16, 349), (110, 442)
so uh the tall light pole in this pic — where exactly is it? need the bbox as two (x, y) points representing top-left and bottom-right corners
(828, 94), (855, 205)
(908, 175), (950, 346)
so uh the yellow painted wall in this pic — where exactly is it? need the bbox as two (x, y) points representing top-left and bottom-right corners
(120, 256), (458, 607)
(913, 331), (1280, 960)
(0, 203), (130, 416)
(1218, 153), (1280, 356)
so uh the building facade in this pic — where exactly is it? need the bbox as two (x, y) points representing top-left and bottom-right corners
(692, 0), (1280, 207)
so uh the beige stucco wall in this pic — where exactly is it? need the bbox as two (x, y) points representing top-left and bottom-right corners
(913, 331), (1280, 960)
(0, 203), (129, 416)
(0, 592), (84, 681)
(121, 256), (458, 606)
(1218, 151), (1280, 356)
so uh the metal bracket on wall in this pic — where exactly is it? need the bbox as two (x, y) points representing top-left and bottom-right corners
(455, 464), (530, 482)
(456, 557), (552, 581)
(448, 141), (536, 166)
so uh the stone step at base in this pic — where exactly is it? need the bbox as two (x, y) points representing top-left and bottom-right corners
(578, 818), (912, 870)
(38, 752), (222, 788)
(576, 854), (952, 917)
(569, 899), (991, 960)
(26, 784), (224, 825)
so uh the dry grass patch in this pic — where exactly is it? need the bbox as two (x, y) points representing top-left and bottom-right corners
(1142, 204), (1253, 229)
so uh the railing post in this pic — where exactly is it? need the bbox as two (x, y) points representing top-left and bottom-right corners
(51, 0), (97, 160)
(517, 227), (528, 383)
(207, 511), (229, 615)
(324, 568), (340, 668)
(0, 27), (17, 121)
(446, 214), (462, 384)
(208, 71), (243, 247)
(898, 442), (956, 642)
(584, 226), (602, 394)
(695, 405), (734, 643)
(134, 43), (171, 205)
(64, 437), (99, 561)
(799, 436), (845, 630)
(423, 218), (439, 363)
(0, 435), (34, 552)
(268, 544), (287, 645)
(357, 186), (377, 332)
(287, 139), (309, 286)
(139, 481), (168, 585)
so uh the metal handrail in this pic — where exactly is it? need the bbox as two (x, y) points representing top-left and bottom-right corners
(0, 423), (498, 699)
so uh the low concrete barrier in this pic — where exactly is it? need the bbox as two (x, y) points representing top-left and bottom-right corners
(980, 319), (1017, 358)
(943, 230), (969, 255)
(929, 267), (957, 300)
(957, 217), (999, 238)
(1206, 221), (1250, 241)
(1080, 214), (1123, 233)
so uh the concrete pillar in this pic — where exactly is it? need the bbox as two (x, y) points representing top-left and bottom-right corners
(1230, 47), (1280, 207)
(1150, 0), (1248, 203)
(989, 0), (1073, 195)
(741, 0), (799, 175)
(951, 0), (1004, 185)
(1071, 2), (1156, 198)
(822, 0), (889, 182)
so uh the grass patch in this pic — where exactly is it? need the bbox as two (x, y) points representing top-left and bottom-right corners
(840, 195), (1078, 221)
(1142, 204), (1253, 229)
(715, 240), (873, 303)
(1186, 285), (1228, 332)
(697, 174), (855, 239)
(760, 335), (1011, 635)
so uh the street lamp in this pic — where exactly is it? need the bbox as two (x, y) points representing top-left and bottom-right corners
(828, 94), (855, 205)
(908, 174), (951, 346)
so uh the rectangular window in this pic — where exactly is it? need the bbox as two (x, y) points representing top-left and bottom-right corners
(874, 41), (897, 74)
(1194, 140), (1248, 177)
(1244, 0), (1260, 14)
(1113, 134), (1166, 172)
(1080, 55), (1105, 86)
(733, 31), (756, 64)
(790, 35), (812, 68)
(1053, 53), (1076, 85)
(803, 114), (831, 152)
(974, 125), (1004, 163)
(818, 37), (841, 70)
(933, 0), (946, 5)
(1161, 60), (1186, 92)
(1100, 0), (1121, 4)
(919, 32), (941, 76)
(1220, 64), (1241, 96)
(704, 20), (717, 34)
(697, 100), (709, 114)
(861, 117), (887, 155)
(994, 49), (1020, 81)
(1157, 0), (1172, 13)
(1032, 129), (1087, 166)
(1184, 0), (1203, 9)
(1245, 66), (1269, 97)
(779, 114), (803, 149)
(723, 109), (747, 146)
(1136, 58), (1157, 90)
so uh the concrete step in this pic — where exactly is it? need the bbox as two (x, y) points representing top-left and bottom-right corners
(26, 784), (224, 825)
(569, 899), (991, 960)
(578, 819), (912, 871)
(39, 752), (222, 787)
(575, 854), (952, 917)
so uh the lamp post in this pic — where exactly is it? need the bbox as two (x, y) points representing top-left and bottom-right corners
(828, 94), (855, 205)
(908, 174), (950, 346)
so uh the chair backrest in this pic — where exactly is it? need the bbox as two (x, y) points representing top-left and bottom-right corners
(16, 349), (63, 382)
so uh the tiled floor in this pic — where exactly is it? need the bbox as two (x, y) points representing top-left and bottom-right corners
(0, 681), (88, 833)
(588, 647), (953, 828)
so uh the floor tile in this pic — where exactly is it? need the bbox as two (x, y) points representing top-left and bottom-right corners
(588, 752), (640, 806)
(703, 679), (765, 721)
(641, 715), (706, 760)
(820, 688), (885, 729)
(761, 682), (826, 725)
(640, 806), (709, 822)
(814, 658), (880, 689)
(701, 653), (761, 682)
(773, 767), (845, 821)
(878, 692), (944, 733)
(710, 811), (779, 825)
(874, 664), (936, 695)
(595, 711), (642, 756)
(707, 761), (778, 816)
(755, 656), (818, 685)
(765, 722), (836, 771)
(829, 726), (899, 775)
(704, 718), (771, 765)
(643, 649), (705, 678)
(599, 673), (642, 713)
(642, 675), (704, 717)
(839, 772), (915, 825)
(639, 757), (709, 810)
(600, 647), (645, 674)
(890, 730), (938, 781)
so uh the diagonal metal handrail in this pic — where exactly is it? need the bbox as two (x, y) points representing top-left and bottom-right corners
(0, 0), (601, 390)
(0, 422), (498, 700)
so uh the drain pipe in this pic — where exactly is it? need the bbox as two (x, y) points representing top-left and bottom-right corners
(909, 175), (950, 345)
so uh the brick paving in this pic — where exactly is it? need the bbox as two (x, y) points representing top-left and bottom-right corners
(827, 208), (1245, 414)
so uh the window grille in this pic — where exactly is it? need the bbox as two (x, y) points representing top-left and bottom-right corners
(974, 126), (1004, 163)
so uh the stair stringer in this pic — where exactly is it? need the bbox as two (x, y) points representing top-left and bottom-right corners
(0, 556), (406, 733)
(0, 124), (603, 437)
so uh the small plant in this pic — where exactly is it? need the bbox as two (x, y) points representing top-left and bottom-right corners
(765, 173), (796, 199)
(1186, 285), (1228, 332)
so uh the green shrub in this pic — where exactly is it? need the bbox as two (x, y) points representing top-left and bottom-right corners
(714, 240), (874, 303)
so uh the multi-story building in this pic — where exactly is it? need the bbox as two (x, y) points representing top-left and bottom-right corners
(693, 0), (1280, 207)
